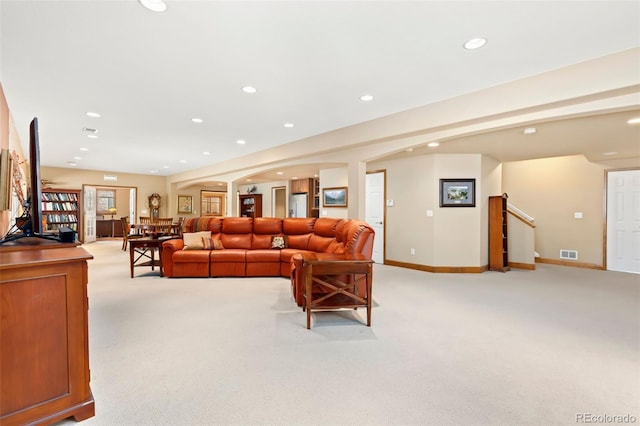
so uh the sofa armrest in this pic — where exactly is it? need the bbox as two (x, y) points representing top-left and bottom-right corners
(162, 238), (184, 277)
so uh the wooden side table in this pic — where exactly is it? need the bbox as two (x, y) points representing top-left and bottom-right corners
(129, 236), (174, 278)
(302, 254), (373, 329)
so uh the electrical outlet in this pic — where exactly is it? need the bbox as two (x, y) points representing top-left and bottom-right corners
(410, 248), (415, 255)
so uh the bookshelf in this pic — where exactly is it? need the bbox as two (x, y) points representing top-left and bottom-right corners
(239, 194), (262, 218)
(42, 188), (81, 235)
(488, 194), (509, 272)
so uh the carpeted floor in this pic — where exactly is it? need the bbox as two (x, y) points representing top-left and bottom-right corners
(56, 240), (639, 426)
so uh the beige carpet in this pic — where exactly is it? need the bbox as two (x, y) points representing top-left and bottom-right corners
(55, 240), (639, 426)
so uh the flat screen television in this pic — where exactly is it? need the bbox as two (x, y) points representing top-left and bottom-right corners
(0, 117), (65, 243)
(28, 117), (43, 235)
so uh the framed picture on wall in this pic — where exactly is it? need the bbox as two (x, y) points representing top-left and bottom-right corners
(439, 179), (476, 207)
(177, 195), (193, 214)
(323, 187), (348, 207)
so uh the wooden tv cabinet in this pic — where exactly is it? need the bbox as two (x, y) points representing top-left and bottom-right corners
(0, 240), (95, 425)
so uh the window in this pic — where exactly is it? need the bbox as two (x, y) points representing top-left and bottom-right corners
(97, 189), (115, 213)
(201, 191), (226, 216)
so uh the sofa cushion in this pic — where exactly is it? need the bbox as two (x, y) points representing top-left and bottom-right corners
(287, 234), (311, 250)
(183, 231), (212, 250)
(253, 217), (283, 234)
(222, 217), (253, 233)
(210, 249), (246, 262)
(313, 217), (342, 237)
(252, 234), (272, 250)
(221, 233), (252, 249)
(282, 218), (316, 235)
(308, 234), (333, 252)
(246, 249), (280, 262)
(173, 249), (210, 263)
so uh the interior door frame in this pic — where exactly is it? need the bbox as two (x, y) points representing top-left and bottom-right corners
(271, 186), (286, 218)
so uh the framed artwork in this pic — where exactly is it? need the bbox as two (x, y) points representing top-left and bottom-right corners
(323, 187), (348, 207)
(439, 179), (476, 207)
(177, 195), (193, 214)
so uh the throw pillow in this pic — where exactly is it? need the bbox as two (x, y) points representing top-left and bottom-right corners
(270, 235), (288, 249)
(202, 236), (224, 250)
(183, 231), (212, 250)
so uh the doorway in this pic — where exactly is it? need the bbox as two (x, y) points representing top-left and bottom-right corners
(83, 184), (137, 243)
(365, 170), (385, 264)
(272, 186), (286, 218)
(606, 169), (640, 273)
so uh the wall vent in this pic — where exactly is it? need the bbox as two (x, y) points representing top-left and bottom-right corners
(560, 250), (578, 260)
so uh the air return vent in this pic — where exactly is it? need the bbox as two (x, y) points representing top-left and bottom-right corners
(560, 250), (578, 260)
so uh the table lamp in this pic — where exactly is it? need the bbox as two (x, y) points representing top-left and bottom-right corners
(108, 207), (117, 219)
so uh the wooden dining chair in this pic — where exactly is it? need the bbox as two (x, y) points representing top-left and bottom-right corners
(155, 217), (174, 236)
(139, 216), (152, 224)
(173, 216), (186, 238)
(121, 216), (144, 251)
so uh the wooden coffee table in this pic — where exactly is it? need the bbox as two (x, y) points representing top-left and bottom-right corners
(302, 254), (373, 329)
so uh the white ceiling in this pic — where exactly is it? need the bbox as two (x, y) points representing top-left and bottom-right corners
(1, 0), (639, 181)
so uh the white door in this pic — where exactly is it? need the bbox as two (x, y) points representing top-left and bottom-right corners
(366, 171), (385, 263)
(83, 185), (97, 243)
(606, 169), (640, 274)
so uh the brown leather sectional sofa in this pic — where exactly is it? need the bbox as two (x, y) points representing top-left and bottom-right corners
(161, 216), (375, 305)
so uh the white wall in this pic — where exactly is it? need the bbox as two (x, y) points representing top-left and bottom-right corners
(318, 167), (348, 219)
(370, 153), (500, 268)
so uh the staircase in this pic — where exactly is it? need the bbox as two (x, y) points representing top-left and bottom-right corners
(506, 202), (536, 270)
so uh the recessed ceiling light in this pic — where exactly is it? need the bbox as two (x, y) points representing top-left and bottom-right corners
(203, 151), (210, 155)
(246, 179), (252, 182)
(314, 174), (318, 178)
(427, 142), (440, 147)
(627, 117), (640, 125)
(138, 0), (167, 12)
(242, 86), (257, 94)
(276, 171), (284, 175)
(405, 148), (414, 152)
(86, 112), (101, 118)
(73, 156), (82, 160)
(236, 139), (246, 145)
(179, 159), (187, 163)
(523, 127), (537, 135)
(360, 94), (374, 102)
(150, 170), (158, 174)
(292, 176), (298, 180)
(284, 123), (294, 128)
(163, 165), (170, 169)
(87, 134), (98, 139)
(602, 151), (618, 156)
(67, 161), (77, 166)
(192, 118), (203, 123)
(463, 37), (487, 50)
(79, 147), (89, 152)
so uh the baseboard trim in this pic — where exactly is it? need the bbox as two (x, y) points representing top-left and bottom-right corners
(535, 257), (604, 270)
(385, 260), (487, 273)
(509, 262), (536, 270)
